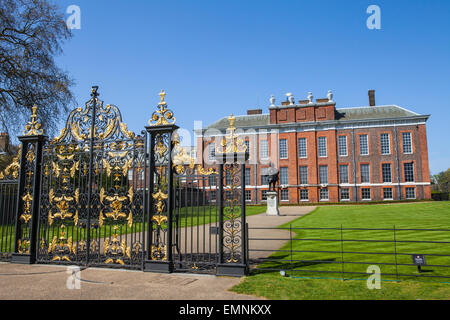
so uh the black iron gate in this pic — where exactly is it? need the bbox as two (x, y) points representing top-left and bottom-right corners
(35, 88), (146, 269)
(173, 169), (220, 273)
(6, 87), (249, 276)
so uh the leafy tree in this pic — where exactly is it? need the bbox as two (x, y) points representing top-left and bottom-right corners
(432, 169), (450, 193)
(0, 0), (74, 139)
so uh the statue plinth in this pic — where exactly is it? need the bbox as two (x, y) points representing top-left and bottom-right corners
(266, 192), (280, 216)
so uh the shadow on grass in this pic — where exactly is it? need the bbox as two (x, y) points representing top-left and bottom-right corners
(249, 256), (338, 275)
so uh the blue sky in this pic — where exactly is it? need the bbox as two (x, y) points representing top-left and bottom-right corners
(55, 0), (450, 173)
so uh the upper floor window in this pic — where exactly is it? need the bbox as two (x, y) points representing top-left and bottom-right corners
(209, 175), (217, 187)
(245, 168), (251, 185)
(404, 162), (415, 182)
(208, 143), (216, 162)
(359, 135), (369, 156)
(279, 139), (288, 159)
(402, 132), (413, 154)
(260, 140), (269, 159)
(318, 137), (327, 158)
(339, 165), (349, 184)
(380, 133), (391, 155)
(338, 136), (348, 157)
(245, 140), (250, 154)
(319, 165), (328, 185)
(280, 167), (289, 185)
(298, 138), (307, 158)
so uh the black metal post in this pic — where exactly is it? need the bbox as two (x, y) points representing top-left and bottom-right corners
(85, 86), (99, 264)
(12, 135), (47, 264)
(144, 125), (178, 273)
(218, 163), (224, 265)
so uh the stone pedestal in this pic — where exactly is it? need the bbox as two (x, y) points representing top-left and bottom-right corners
(266, 192), (280, 216)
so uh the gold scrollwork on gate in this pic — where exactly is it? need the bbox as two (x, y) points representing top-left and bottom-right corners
(148, 90), (176, 127)
(48, 188), (80, 226)
(48, 225), (76, 262)
(104, 226), (132, 265)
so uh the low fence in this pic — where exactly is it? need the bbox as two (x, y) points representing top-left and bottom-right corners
(247, 225), (450, 282)
(0, 181), (18, 261)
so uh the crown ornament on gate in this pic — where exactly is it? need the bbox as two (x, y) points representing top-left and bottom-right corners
(148, 90), (176, 126)
(24, 105), (44, 136)
(216, 114), (247, 154)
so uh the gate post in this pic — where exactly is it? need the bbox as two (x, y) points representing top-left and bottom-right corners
(144, 91), (178, 273)
(215, 115), (249, 277)
(11, 106), (47, 264)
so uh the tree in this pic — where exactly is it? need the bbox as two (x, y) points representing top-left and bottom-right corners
(0, 0), (74, 139)
(432, 169), (450, 193)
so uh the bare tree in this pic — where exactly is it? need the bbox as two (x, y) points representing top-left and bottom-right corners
(0, 0), (74, 139)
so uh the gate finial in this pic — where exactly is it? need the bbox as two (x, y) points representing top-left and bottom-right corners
(24, 105), (44, 136)
(148, 90), (176, 126)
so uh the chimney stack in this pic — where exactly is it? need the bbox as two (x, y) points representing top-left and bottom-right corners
(368, 90), (376, 106)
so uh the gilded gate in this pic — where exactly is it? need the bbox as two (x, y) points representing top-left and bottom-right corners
(6, 86), (249, 276)
(36, 87), (146, 269)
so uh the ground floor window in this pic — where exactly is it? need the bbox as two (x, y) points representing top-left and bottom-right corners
(261, 190), (267, 201)
(209, 190), (216, 201)
(320, 188), (329, 201)
(245, 190), (252, 202)
(361, 188), (371, 200)
(405, 187), (416, 199)
(300, 189), (309, 201)
(281, 189), (289, 201)
(340, 188), (350, 201)
(383, 188), (393, 200)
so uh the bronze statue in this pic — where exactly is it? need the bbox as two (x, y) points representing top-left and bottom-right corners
(267, 164), (279, 192)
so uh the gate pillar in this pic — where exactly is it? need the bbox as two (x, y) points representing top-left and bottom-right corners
(144, 91), (178, 273)
(215, 115), (249, 277)
(11, 106), (47, 264)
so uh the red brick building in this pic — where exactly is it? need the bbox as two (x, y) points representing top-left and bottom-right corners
(196, 90), (431, 204)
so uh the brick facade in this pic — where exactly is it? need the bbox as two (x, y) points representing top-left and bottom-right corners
(198, 95), (431, 204)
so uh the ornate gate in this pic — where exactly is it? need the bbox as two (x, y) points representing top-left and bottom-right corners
(36, 87), (146, 269)
(8, 86), (249, 276)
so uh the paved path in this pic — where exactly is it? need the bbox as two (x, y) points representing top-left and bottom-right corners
(0, 206), (315, 300)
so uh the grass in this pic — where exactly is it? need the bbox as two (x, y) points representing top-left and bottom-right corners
(231, 201), (450, 300)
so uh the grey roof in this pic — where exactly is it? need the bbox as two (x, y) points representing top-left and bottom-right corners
(335, 105), (419, 121)
(205, 105), (423, 130)
(206, 114), (270, 130)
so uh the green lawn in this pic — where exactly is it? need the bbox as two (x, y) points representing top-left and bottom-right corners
(232, 202), (450, 300)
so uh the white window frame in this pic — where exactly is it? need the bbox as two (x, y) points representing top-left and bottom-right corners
(339, 165), (349, 184)
(299, 166), (308, 185)
(320, 188), (329, 201)
(382, 163), (392, 183)
(298, 138), (307, 159)
(300, 189), (309, 201)
(360, 164), (370, 184)
(405, 187), (416, 200)
(359, 134), (369, 156)
(280, 167), (289, 185)
(380, 133), (391, 155)
(319, 165), (328, 185)
(208, 143), (216, 162)
(340, 188), (350, 201)
(361, 188), (371, 201)
(260, 140), (269, 159)
(280, 189), (289, 201)
(383, 188), (393, 201)
(338, 136), (348, 157)
(402, 132), (413, 154)
(279, 139), (288, 159)
(318, 137), (327, 158)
